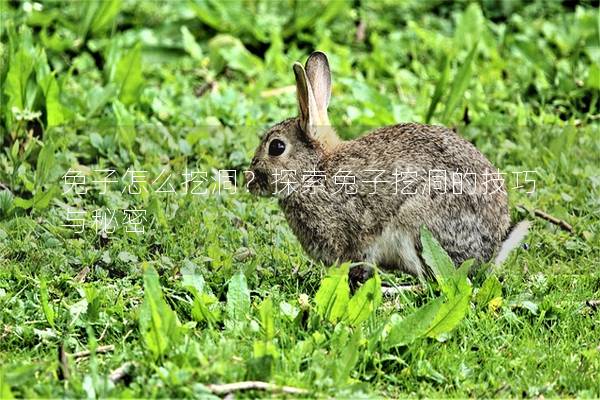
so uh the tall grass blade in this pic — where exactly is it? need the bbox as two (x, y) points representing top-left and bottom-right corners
(441, 44), (478, 124)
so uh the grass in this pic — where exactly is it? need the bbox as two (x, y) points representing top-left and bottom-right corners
(0, 0), (599, 398)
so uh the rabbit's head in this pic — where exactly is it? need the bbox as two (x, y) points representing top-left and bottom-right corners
(246, 52), (341, 197)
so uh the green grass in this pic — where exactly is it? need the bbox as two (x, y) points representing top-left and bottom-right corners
(0, 0), (599, 398)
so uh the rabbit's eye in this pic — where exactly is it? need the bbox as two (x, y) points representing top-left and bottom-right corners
(268, 139), (286, 156)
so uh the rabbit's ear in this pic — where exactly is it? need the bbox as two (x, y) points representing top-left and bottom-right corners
(293, 59), (339, 149)
(293, 62), (319, 132)
(305, 51), (331, 123)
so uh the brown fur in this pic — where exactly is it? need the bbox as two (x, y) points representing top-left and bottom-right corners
(247, 52), (510, 277)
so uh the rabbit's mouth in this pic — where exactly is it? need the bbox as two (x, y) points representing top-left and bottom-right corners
(246, 169), (271, 197)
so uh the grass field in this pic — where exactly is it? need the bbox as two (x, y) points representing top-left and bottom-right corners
(0, 0), (599, 398)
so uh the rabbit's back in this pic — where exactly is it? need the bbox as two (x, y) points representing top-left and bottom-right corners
(330, 123), (495, 177)
(332, 123), (509, 269)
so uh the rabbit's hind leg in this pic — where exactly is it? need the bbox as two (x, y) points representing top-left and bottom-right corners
(364, 225), (426, 279)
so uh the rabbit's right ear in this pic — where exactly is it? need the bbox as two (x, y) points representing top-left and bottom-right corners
(293, 59), (339, 150)
(293, 62), (319, 134)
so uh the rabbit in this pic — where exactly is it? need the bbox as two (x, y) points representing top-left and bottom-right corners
(246, 51), (526, 281)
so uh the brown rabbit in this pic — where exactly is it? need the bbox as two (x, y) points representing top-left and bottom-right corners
(247, 51), (527, 280)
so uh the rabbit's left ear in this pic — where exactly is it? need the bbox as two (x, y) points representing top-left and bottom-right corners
(293, 52), (339, 150)
(293, 62), (320, 133)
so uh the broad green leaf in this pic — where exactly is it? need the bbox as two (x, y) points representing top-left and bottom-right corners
(454, 259), (475, 295)
(279, 301), (299, 321)
(386, 254), (472, 347)
(182, 259), (220, 325)
(385, 298), (443, 348)
(0, 191), (13, 217)
(252, 341), (277, 359)
(39, 278), (55, 328)
(441, 44), (478, 124)
(181, 260), (205, 295)
(139, 264), (181, 359)
(208, 35), (263, 77)
(112, 100), (136, 149)
(252, 297), (277, 379)
(90, 0), (122, 34)
(181, 26), (203, 61)
(512, 299), (539, 315)
(191, 292), (220, 325)
(0, 376), (13, 399)
(344, 271), (382, 326)
(10, 141), (19, 161)
(226, 271), (250, 325)
(513, 36), (553, 78)
(86, 84), (118, 118)
(140, 267), (171, 359)
(250, 341), (276, 380)
(424, 289), (471, 340)
(334, 327), (362, 385)
(454, 3), (484, 51)
(13, 197), (33, 210)
(4, 48), (34, 111)
(420, 226), (456, 297)
(258, 297), (275, 340)
(0, 365), (38, 395)
(84, 287), (101, 323)
(35, 141), (56, 187)
(189, 0), (230, 32)
(586, 64), (600, 90)
(264, 29), (285, 75)
(315, 263), (350, 323)
(476, 275), (503, 309)
(113, 44), (143, 106)
(38, 73), (64, 128)
(69, 298), (89, 323)
(289, 0), (346, 37)
(32, 186), (59, 210)
(190, 0), (277, 43)
(35, 50), (66, 128)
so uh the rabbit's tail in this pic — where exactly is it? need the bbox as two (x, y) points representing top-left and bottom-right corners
(493, 220), (531, 265)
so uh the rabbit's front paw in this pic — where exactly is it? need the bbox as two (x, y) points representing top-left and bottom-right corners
(348, 265), (374, 292)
